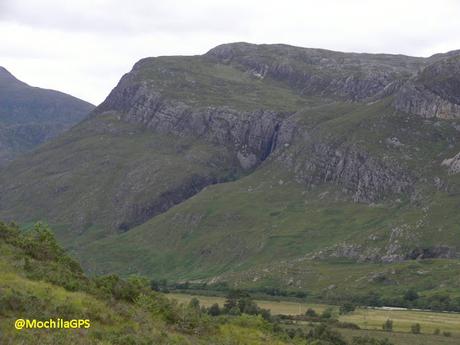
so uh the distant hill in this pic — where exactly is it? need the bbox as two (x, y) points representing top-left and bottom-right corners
(1, 43), (460, 299)
(0, 67), (94, 166)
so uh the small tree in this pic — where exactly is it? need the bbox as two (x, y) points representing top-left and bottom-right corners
(307, 324), (347, 345)
(339, 302), (356, 315)
(382, 319), (393, 332)
(224, 290), (243, 311)
(259, 308), (271, 321)
(305, 308), (318, 317)
(240, 298), (259, 315)
(224, 289), (250, 313)
(228, 306), (241, 316)
(150, 279), (160, 291)
(404, 289), (419, 302)
(188, 298), (200, 312)
(208, 303), (220, 316)
(410, 322), (420, 334)
(321, 307), (334, 319)
(433, 328), (440, 335)
(410, 323), (421, 334)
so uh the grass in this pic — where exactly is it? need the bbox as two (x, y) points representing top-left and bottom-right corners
(168, 292), (330, 315)
(0, 112), (241, 248)
(0, 224), (295, 345)
(167, 292), (460, 339)
(337, 327), (459, 345)
(132, 55), (323, 112)
(341, 308), (460, 335)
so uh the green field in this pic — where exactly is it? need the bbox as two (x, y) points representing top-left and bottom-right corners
(167, 293), (460, 341)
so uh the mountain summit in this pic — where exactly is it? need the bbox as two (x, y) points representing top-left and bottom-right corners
(0, 67), (94, 165)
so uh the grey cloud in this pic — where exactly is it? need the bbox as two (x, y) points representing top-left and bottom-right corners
(1, 0), (459, 105)
(1, 0), (252, 35)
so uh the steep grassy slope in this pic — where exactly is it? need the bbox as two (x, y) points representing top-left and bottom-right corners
(0, 222), (300, 345)
(1, 43), (460, 295)
(0, 67), (94, 166)
(0, 112), (241, 244)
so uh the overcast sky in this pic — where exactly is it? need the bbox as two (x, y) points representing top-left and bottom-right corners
(1, 0), (460, 105)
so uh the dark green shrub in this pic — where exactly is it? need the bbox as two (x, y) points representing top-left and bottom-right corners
(382, 319), (393, 332)
(410, 323), (421, 334)
(305, 308), (318, 317)
(339, 302), (356, 315)
(208, 303), (221, 316)
(307, 324), (347, 345)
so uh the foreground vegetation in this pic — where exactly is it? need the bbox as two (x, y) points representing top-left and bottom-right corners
(0, 222), (287, 344)
(0, 221), (417, 344)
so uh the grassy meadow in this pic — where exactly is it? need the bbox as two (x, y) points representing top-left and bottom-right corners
(167, 292), (460, 342)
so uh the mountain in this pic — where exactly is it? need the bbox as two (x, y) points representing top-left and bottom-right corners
(1, 43), (460, 299)
(0, 67), (94, 166)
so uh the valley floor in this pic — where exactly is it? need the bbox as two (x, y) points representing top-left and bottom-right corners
(167, 292), (460, 343)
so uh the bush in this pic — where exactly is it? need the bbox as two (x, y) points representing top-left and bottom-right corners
(352, 336), (394, 345)
(135, 293), (179, 324)
(189, 297), (201, 312)
(339, 302), (356, 315)
(0, 221), (20, 241)
(228, 306), (241, 316)
(404, 289), (419, 302)
(382, 319), (393, 332)
(305, 308), (318, 317)
(208, 303), (221, 316)
(94, 274), (150, 302)
(21, 223), (64, 261)
(307, 324), (347, 345)
(443, 331), (452, 337)
(224, 290), (249, 312)
(222, 290), (270, 318)
(321, 307), (334, 319)
(410, 323), (421, 334)
(334, 321), (360, 330)
(259, 308), (272, 321)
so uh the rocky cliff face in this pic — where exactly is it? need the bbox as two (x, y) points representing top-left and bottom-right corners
(274, 140), (413, 203)
(98, 80), (283, 171)
(442, 152), (460, 174)
(393, 55), (460, 119)
(96, 85), (411, 204)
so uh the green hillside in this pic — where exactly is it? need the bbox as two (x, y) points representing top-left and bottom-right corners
(0, 67), (94, 166)
(0, 221), (299, 345)
(1, 43), (460, 300)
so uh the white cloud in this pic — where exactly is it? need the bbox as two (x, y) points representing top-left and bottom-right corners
(1, 0), (459, 104)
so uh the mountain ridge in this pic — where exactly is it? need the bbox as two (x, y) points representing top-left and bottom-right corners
(0, 66), (94, 166)
(1, 43), (460, 297)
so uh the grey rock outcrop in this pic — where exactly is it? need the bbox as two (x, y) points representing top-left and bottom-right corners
(98, 80), (283, 170)
(97, 77), (413, 203)
(393, 82), (460, 119)
(394, 54), (460, 119)
(274, 140), (413, 202)
(442, 152), (460, 174)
